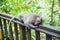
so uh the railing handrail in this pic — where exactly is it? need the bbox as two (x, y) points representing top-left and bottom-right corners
(0, 13), (60, 38)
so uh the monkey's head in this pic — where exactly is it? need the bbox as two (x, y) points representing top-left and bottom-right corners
(34, 16), (42, 26)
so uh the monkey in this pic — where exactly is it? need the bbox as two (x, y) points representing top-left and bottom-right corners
(8, 12), (42, 28)
(8, 12), (42, 40)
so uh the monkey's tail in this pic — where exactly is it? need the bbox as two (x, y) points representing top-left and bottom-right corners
(8, 18), (14, 37)
(8, 19), (13, 27)
(8, 17), (15, 34)
(8, 16), (16, 27)
(8, 15), (18, 37)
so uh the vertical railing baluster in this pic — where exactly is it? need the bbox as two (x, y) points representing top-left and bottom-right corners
(0, 18), (4, 40)
(19, 25), (26, 40)
(14, 23), (19, 40)
(46, 34), (52, 40)
(3, 19), (8, 40)
(59, 38), (60, 40)
(35, 30), (40, 40)
(8, 21), (14, 40)
(27, 28), (31, 40)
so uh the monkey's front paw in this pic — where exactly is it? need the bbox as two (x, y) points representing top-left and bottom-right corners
(31, 25), (37, 28)
(33, 26), (37, 28)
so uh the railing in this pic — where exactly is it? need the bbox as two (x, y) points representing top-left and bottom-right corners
(0, 13), (60, 40)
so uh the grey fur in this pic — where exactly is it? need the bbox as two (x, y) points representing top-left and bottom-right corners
(8, 12), (42, 28)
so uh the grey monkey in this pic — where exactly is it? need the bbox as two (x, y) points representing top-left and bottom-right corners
(8, 12), (42, 28)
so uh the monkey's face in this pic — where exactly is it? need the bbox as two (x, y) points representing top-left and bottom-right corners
(34, 17), (42, 25)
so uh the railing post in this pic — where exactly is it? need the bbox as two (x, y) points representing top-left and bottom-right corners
(35, 30), (40, 40)
(46, 34), (52, 40)
(0, 18), (4, 40)
(20, 25), (26, 40)
(14, 23), (19, 40)
(3, 19), (9, 40)
(27, 28), (31, 40)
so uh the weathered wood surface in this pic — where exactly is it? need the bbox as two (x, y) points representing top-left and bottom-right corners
(0, 13), (60, 40)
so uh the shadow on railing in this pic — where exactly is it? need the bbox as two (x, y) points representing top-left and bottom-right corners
(0, 13), (60, 40)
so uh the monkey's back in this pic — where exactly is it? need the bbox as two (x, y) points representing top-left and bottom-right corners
(20, 12), (37, 24)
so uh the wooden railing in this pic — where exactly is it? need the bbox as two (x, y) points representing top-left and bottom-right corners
(0, 13), (60, 40)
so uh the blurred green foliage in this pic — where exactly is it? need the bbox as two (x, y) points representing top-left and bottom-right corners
(0, 0), (60, 40)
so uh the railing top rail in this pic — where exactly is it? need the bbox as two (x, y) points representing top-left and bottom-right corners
(0, 13), (60, 38)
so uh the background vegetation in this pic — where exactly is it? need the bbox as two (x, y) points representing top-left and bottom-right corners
(0, 0), (60, 40)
